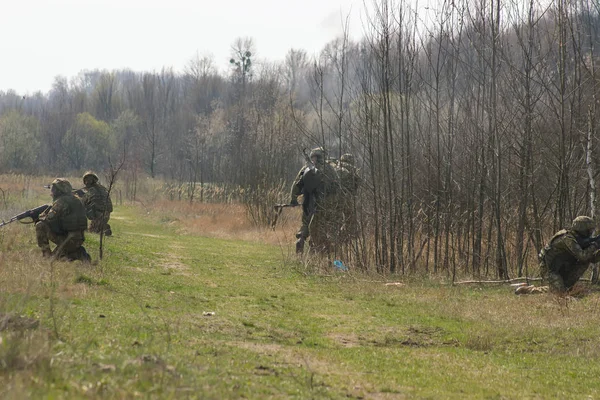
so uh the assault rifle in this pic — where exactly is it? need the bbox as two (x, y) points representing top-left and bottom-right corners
(271, 203), (300, 230)
(578, 235), (600, 249)
(0, 204), (51, 228)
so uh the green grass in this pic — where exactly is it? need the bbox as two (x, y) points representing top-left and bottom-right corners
(2, 204), (600, 399)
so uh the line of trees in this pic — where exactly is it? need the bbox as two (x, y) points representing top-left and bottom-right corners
(1, 0), (600, 278)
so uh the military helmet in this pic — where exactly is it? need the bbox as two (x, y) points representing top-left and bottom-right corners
(83, 171), (99, 184)
(309, 147), (326, 163)
(340, 153), (355, 165)
(51, 178), (73, 195)
(572, 216), (596, 236)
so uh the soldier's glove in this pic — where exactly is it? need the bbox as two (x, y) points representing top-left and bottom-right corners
(290, 198), (299, 206)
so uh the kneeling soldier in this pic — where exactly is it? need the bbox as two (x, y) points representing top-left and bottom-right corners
(81, 171), (113, 236)
(539, 216), (600, 293)
(36, 178), (90, 261)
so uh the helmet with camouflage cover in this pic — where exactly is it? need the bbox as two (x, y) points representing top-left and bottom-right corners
(309, 147), (326, 166)
(83, 171), (99, 186)
(51, 178), (73, 196)
(340, 153), (355, 165)
(571, 216), (596, 237)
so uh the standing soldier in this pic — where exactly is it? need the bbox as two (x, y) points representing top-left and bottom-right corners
(36, 178), (90, 261)
(290, 147), (339, 254)
(81, 171), (113, 236)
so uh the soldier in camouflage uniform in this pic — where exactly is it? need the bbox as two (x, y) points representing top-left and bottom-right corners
(81, 171), (113, 236)
(538, 216), (600, 293)
(290, 147), (339, 254)
(36, 178), (90, 261)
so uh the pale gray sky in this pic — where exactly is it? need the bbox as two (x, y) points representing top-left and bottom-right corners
(0, 0), (370, 94)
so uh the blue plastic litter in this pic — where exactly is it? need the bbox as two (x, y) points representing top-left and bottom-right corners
(333, 260), (348, 271)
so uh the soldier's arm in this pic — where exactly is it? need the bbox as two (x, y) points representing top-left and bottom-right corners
(290, 167), (305, 204)
(563, 235), (600, 263)
(79, 189), (91, 206)
(42, 199), (67, 232)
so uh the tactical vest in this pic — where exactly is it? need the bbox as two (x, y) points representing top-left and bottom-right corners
(57, 194), (88, 232)
(301, 166), (323, 194)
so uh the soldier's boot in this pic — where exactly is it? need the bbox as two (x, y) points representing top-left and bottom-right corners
(515, 285), (531, 295)
(60, 246), (89, 263)
(515, 285), (548, 295)
(104, 228), (112, 237)
(79, 246), (92, 263)
(296, 237), (305, 254)
(41, 248), (53, 258)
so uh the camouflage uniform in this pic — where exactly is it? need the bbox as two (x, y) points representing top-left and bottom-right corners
(81, 171), (113, 236)
(538, 216), (600, 293)
(36, 178), (90, 261)
(514, 285), (548, 295)
(290, 147), (339, 254)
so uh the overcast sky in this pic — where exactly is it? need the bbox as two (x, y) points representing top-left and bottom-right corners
(0, 0), (373, 95)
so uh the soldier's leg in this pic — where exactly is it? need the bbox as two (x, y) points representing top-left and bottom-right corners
(296, 212), (310, 254)
(64, 243), (89, 262)
(57, 232), (88, 262)
(515, 285), (549, 295)
(564, 264), (590, 291)
(539, 261), (548, 285)
(531, 286), (549, 294)
(35, 221), (53, 257)
(547, 271), (567, 294)
(89, 218), (101, 233)
(35, 222), (67, 258)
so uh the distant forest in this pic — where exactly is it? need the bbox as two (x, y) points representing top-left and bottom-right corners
(2, 0), (600, 278)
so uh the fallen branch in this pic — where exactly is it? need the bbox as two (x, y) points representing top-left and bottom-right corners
(454, 277), (543, 285)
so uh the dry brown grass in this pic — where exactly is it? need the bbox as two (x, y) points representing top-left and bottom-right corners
(149, 200), (299, 246)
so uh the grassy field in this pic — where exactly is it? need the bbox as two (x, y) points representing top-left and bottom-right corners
(2, 181), (600, 399)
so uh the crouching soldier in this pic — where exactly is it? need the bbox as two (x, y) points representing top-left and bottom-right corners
(81, 171), (113, 236)
(538, 216), (600, 294)
(36, 178), (90, 262)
